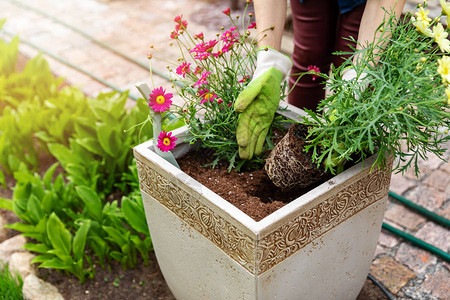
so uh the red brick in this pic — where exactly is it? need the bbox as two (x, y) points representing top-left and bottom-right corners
(405, 185), (446, 212)
(415, 222), (450, 252)
(423, 169), (450, 192)
(384, 203), (426, 231)
(370, 255), (416, 294)
(422, 269), (450, 299)
(395, 243), (437, 275)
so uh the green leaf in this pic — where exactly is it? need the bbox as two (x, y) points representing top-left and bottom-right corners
(96, 123), (121, 157)
(0, 197), (13, 210)
(73, 220), (90, 260)
(121, 197), (149, 235)
(42, 162), (59, 189)
(26, 195), (44, 225)
(48, 143), (83, 166)
(47, 213), (72, 256)
(103, 226), (127, 247)
(37, 258), (71, 270)
(75, 186), (103, 222)
(24, 243), (50, 254)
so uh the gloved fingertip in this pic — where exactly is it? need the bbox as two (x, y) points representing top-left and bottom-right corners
(239, 146), (252, 160)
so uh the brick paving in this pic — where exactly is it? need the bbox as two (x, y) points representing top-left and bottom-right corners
(1, 0), (449, 299)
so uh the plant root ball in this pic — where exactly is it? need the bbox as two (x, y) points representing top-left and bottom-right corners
(265, 124), (326, 191)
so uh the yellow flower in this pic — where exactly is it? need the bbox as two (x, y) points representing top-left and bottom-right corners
(415, 7), (432, 26)
(437, 56), (450, 83)
(440, 0), (450, 15)
(412, 16), (434, 37)
(433, 23), (450, 52)
(445, 88), (450, 105)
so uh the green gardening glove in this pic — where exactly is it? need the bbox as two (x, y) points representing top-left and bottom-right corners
(234, 48), (292, 159)
(234, 68), (283, 159)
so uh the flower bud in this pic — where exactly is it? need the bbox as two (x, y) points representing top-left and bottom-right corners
(248, 12), (253, 17)
(147, 52), (152, 59)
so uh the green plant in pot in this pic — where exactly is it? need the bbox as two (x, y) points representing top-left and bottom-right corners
(266, 4), (450, 190)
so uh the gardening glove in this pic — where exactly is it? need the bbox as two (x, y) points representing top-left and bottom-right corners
(234, 48), (292, 160)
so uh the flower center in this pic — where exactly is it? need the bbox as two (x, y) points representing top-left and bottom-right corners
(163, 138), (171, 146)
(156, 95), (166, 104)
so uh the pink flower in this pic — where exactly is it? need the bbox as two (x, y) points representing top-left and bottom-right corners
(157, 130), (177, 152)
(194, 52), (211, 60)
(176, 62), (191, 78)
(194, 71), (211, 88)
(239, 75), (250, 83)
(174, 15), (183, 23)
(190, 40), (218, 57)
(221, 27), (238, 44)
(149, 87), (173, 112)
(307, 65), (321, 81)
(170, 31), (179, 39)
(175, 20), (188, 31)
(198, 89), (217, 104)
(248, 22), (256, 29)
(222, 8), (231, 15)
(194, 32), (204, 40)
(217, 98), (223, 104)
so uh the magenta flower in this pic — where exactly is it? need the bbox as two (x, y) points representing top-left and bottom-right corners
(221, 27), (238, 44)
(194, 52), (211, 61)
(194, 32), (204, 40)
(307, 65), (321, 81)
(190, 40), (217, 55)
(157, 130), (177, 152)
(176, 62), (191, 78)
(198, 89), (218, 104)
(193, 71), (211, 88)
(239, 75), (251, 83)
(222, 8), (231, 15)
(149, 87), (173, 112)
(248, 22), (256, 29)
(174, 15), (183, 23)
(175, 20), (188, 31)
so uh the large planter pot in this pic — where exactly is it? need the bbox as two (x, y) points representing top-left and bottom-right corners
(133, 104), (393, 300)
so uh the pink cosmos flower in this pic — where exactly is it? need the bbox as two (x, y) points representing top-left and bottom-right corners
(198, 89), (218, 104)
(193, 71), (212, 88)
(190, 40), (218, 57)
(248, 22), (256, 29)
(176, 62), (191, 78)
(222, 8), (231, 15)
(213, 44), (232, 58)
(174, 15), (183, 23)
(307, 65), (321, 81)
(149, 87), (173, 112)
(175, 20), (188, 31)
(239, 75), (251, 83)
(221, 27), (238, 44)
(194, 32), (204, 40)
(157, 130), (177, 152)
(194, 52), (211, 61)
(170, 31), (179, 39)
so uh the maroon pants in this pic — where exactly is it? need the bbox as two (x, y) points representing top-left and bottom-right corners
(287, 0), (366, 111)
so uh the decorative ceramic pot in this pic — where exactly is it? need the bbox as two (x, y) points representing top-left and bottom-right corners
(133, 103), (393, 300)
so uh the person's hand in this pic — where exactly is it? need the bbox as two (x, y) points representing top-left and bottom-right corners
(234, 48), (292, 159)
